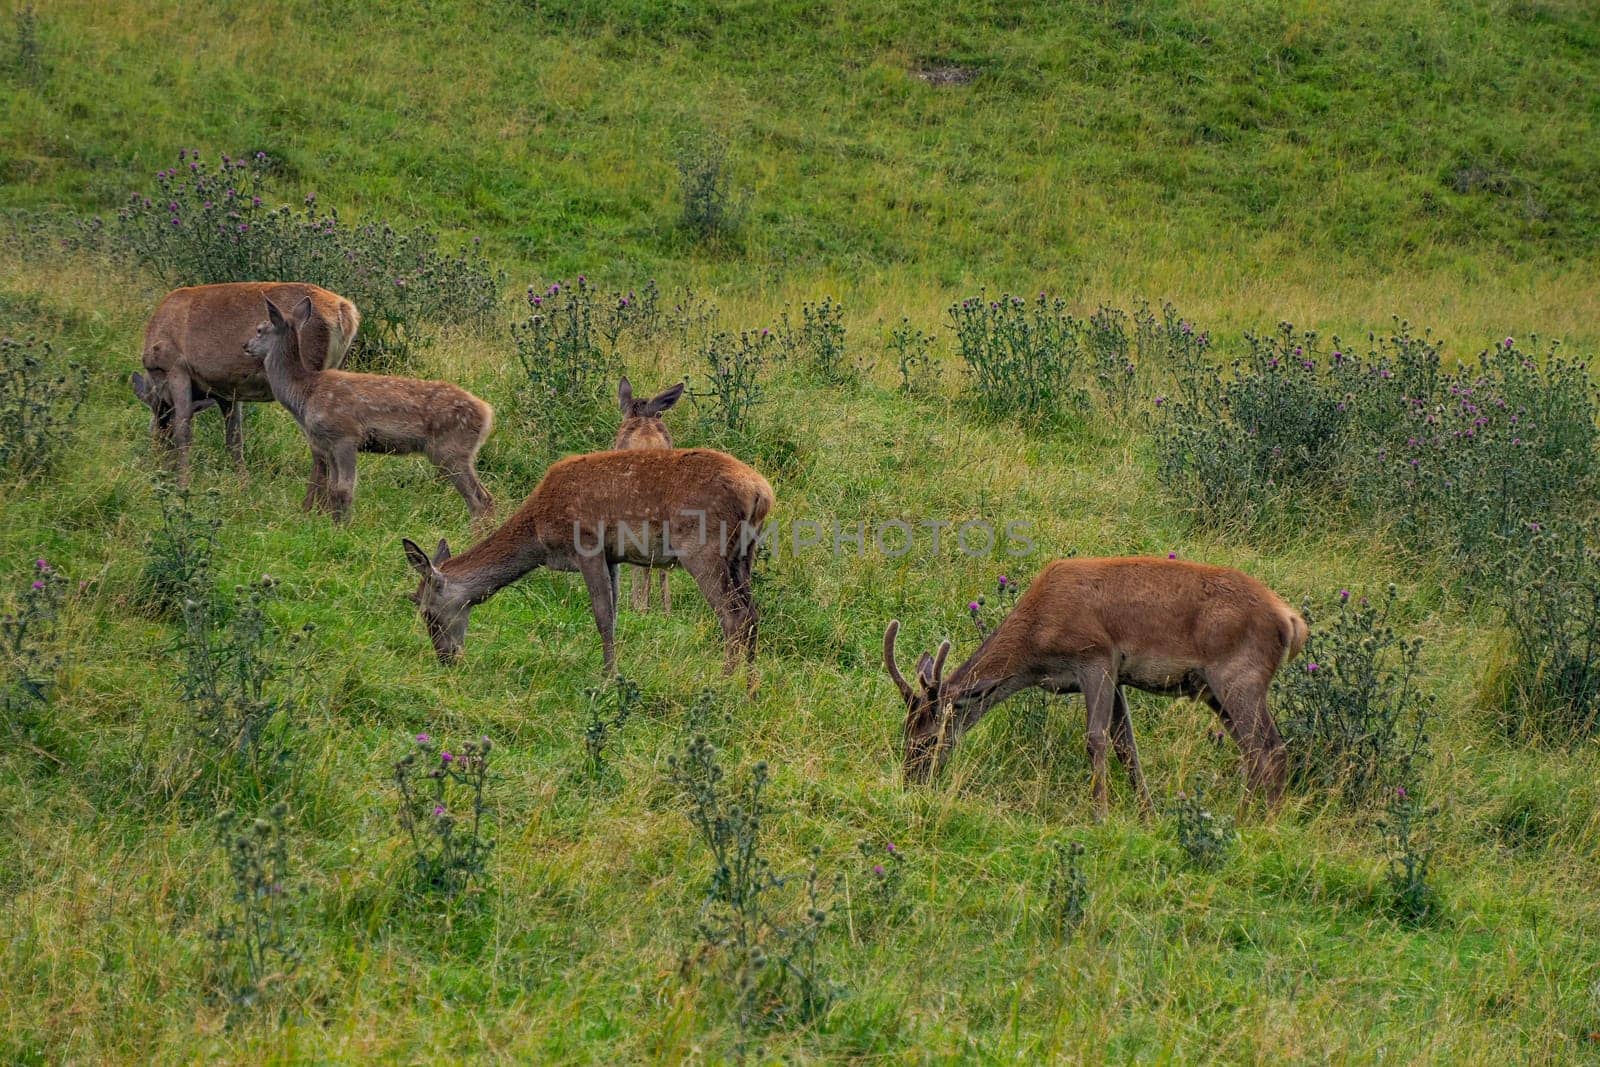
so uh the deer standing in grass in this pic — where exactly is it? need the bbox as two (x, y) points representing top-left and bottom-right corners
(612, 377), (685, 613)
(132, 281), (359, 482)
(884, 557), (1306, 816)
(402, 448), (772, 675)
(244, 296), (494, 523)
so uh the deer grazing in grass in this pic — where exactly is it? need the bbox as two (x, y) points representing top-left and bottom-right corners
(244, 296), (494, 523)
(133, 282), (359, 481)
(402, 448), (773, 675)
(613, 376), (685, 612)
(884, 557), (1306, 817)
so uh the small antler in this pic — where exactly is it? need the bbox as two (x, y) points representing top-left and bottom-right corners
(884, 619), (913, 702)
(931, 638), (951, 688)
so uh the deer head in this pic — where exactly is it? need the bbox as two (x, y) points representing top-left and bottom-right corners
(884, 619), (953, 783)
(402, 537), (470, 663)
(244, 295), (314, 363)
(129, 371), (218, 424)
(614, 377), (685, 449)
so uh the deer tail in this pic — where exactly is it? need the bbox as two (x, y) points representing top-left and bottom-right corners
(1278, 607), (1308, 666)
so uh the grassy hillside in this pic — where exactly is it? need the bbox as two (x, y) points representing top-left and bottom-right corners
(3, 0), (1600, 1062)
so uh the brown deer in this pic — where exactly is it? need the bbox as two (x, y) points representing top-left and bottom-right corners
(133, 281), (359, 480)
(884, 557), (1307, 816)
(244, 296), (494, 522)
(612, 376), (685, 612)
(401, 448), (773, 675)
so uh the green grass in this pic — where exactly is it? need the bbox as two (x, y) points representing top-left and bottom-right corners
(4, 0), (1600, 1062)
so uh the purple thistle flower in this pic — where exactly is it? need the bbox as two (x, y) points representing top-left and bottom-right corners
(872, 864), (885, 876)
(35, 559), (47, 571)
(1379, 368), (1392, 379)
(968, 601), (980, 613)
(1305, 662), (1319, 673)
(1504, 337), (1514, 349)
(1339, 589), (1350, 602)
(416, 733), (431, 744)
(1395, 786), (1408, 800)
(31, 580), (44, 590)
(1168, 552), (1177, 559)
(441, 751), (454, 763)
(1154, 395), (1166, 407)
(886, 842), (897, 855)
(433, 804), (446, 816)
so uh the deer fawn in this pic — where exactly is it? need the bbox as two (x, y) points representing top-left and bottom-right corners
(244, 296), (494, 523)
(884, 557), (1306, 816)
(133, 281), (359, 481)
(613, 376), (685, 613)
(402, 448), (773, 675)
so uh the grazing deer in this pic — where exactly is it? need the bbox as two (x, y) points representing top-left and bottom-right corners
(612, 376), (685, 612)
(244, 296), (494, 522)
(401, 448), (773, 675)
(884, 557), (1306, 816)
(134, 281), (359, 480)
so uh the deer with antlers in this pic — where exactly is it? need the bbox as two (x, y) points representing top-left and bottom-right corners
(244, 295), (494, 522)
(884, 557), (1306, 816)
(612, 376), (685, 612)
(402, 447), (772, 675)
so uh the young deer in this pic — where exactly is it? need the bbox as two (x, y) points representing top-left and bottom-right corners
(884, 557), (1307, 816)
(612, 376), (685, 612)
(134, 281), (359, 481)
(245, 296), (494, 523)
(402, 448), (773, 675)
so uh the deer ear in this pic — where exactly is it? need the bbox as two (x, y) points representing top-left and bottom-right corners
(130, 372), (149, 402)
(265, 298), (288, 330)
(290, 295), (315, 327)
(915, 651), (935, 689)
(932, 639), (951, 687)
(618, 376), (633, 412)
(403, 537), (438, 577)
(647, 381), (685, 415)
(433, 538), (452, 565)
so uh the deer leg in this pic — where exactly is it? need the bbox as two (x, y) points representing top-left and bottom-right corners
(730, 546), (758, 667)
(1110, 686), (1153, 816)
(609, 561), (621, 620)
(660, 567), (671, 613)
(630, 564), (651, 612)
(1204, 666), (1288, 807)
(222, 399), (246, 473)
(166, 368), (195, 486)
(1079, 664), (1116, 821)
(327, 440), (358, 522)
(304, 449), (330, 512)
(683, 549), (741, 675)
(577, 553), (619, 675)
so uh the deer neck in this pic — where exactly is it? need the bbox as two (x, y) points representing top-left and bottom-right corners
(440, 512), (550, 604)
(941, 631), (1036, 719)
(263, 338), (317, 424)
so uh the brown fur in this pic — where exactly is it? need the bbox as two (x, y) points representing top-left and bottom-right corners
(245, 296), (493, 522)
(611, 377), (685, 612)
(885, 557), (1306, 815)
(403, 447), (774, 676)
(133, 281), (359, 480)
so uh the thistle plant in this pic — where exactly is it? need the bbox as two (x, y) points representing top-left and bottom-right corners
(1, 557), (66, 744)
(781, 297), (853, 384)
(392, 733), (495, 896)
(1496, 528), (1600, 742)
(137, 475), (221, 619)
(512, 276), (619, 456)
(208, 802), (303, 1014)
(1044, 840), (1088, 942)
(582, 674), (643, 779)
(178, 574), (314, 801)
(675, 131), (747, 242)
(1275, 586), (1434, 803)
(854, 838), (906, 928)
(1379, 782), (1439, 925)
(696, 327), (774, 434)
(666, 734), (836, 1047)
(1170, 782), (1236, 869)
(948, 291), (1087, 424)
(886, 317), (937, 395)
(0, 334), (86, 474)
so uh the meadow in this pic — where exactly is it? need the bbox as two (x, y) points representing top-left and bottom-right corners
(3, 0), (1600, 1062)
